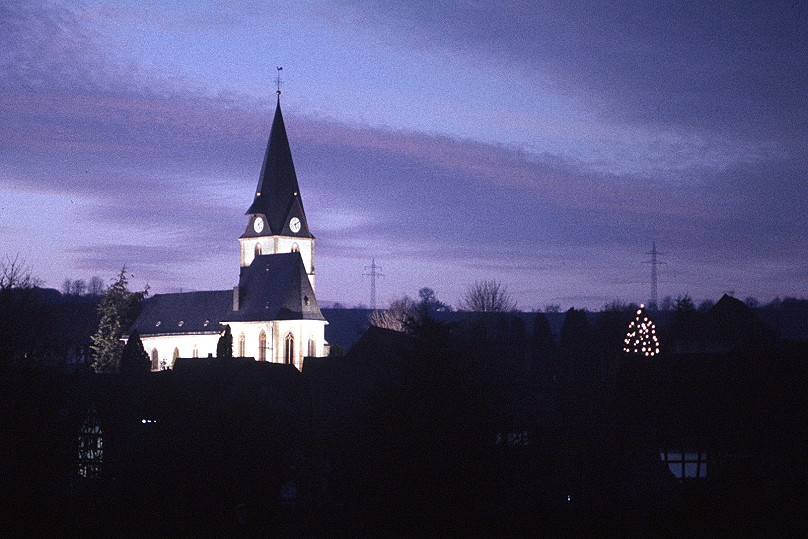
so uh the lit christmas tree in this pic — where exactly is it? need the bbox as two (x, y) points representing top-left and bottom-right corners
(623, 304), (661, 357)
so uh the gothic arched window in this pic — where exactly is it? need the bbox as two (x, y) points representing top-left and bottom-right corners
(172, 347), (180, 363)
(284, 333), (294, 365)
(258, 331), (267, 362)
(78, 408), (103, 478)
(308, 336), (316, 357)
(151, 349), (158, 371)
(192, 344), (199, 358)
(238, 332), (246, 357)
(291, 243), (299, 253)
(255, 243), (262, 256)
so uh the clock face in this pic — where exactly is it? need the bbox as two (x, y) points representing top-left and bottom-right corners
(253, 217), (264, 233)
(289, 217), (301, 233)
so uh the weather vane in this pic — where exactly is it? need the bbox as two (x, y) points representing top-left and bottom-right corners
(276, 66), (283, 95)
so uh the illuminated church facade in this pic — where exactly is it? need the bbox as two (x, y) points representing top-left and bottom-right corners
(131, 94), (326, 370)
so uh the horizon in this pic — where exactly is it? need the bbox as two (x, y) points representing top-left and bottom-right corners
(2, 1), (806, 311)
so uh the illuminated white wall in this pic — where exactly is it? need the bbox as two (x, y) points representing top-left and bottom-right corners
(140, 333), (220, 368)
(239, 236), (316, 290)
(140, 318), (325, 371)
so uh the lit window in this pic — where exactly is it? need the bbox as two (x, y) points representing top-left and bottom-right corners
(258, 331), (267, 362)
(238, 332), (246, 357)
(284, 333), (294, 364)
(78, 408), (103, 478)
(291, 243), (299, 253)
(660, 449), (708, 480)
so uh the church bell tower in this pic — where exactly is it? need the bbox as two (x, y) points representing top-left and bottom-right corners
(239, 92), (316, 290)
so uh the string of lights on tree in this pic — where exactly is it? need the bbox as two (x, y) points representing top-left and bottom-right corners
(623, 304), (660, 357)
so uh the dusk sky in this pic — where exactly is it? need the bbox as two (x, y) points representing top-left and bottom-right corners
(2, 0), (806, 310)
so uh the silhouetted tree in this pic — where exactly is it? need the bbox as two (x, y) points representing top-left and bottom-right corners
(120, 329), (150, 374)
(216, 324), (233, 359)
(698, 299), (715, 312)
(671, 294), (701, 344)
(91, 267), (147, 373)
(0, 254), (42, 290)
(558, 308), (598, 384)
(0, 255), (44, 366)
(598, 300), (637, 380)
(458, 279), (516, 312)
(71, 279), (87, 296)
(418, 287), (451, 313)
(530, 312), (556, 382)
(88, 276), (105, 296)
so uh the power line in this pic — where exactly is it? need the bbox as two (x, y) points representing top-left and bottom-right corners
(362, 258), (384, 310)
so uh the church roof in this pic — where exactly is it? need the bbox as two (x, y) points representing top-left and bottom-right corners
(229, 252), (325, 322)
(131, 253), (323, 336)
(131, 290), (233, 337)
(246, 96), (311, 237)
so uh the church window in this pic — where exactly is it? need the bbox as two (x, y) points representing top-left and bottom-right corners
(255, 243), (262, 256)
(660, 449), (708, 480)
(172, 347), (180, 362)
(258, 331), (267, 362)
(192, 344), (198, 358)
(151, 349), (158, 371)
(291, 243), (299, 253)
(284, 333), (294, 364)
(308, 336), (316, 357)
(238, 333), (246, 357)
(77, 408), (103, 478)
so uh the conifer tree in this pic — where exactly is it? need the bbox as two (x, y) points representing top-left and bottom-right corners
(217, 324), (233, 359)
(623, 304), (661, 357)
(120, 329), (150, 374)
(91, 267), (147, 372)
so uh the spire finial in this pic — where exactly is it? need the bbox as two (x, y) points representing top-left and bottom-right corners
(275, 66), (283, 96)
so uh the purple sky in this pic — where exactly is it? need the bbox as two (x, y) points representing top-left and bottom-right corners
(2, 0), (806, 310)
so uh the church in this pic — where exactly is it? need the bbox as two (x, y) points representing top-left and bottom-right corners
(131, 92), (327, 370)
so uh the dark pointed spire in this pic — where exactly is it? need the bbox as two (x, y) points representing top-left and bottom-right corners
(246, 95), (311, 237)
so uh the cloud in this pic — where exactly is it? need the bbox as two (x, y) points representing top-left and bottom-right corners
(335, 0), (808, 143)
(1, 0), (805, 308)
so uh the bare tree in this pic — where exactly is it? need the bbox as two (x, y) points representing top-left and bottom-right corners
(368, 296), (416, 332)
(0, 254), (42, 290)
(71, 279), (87, 296)
(88, 276), (105, 295)
(62, 278), (73, 295)
(458, 279), (517, 312)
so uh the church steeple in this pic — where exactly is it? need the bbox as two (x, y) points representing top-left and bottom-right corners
(246, 95), (311, 238)
(240, 91), (316, 290)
